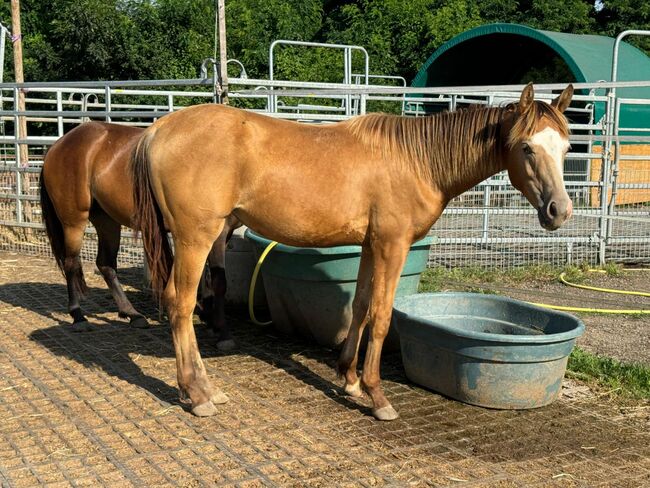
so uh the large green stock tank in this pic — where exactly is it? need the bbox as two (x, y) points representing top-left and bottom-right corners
(245, 230), (435, 349)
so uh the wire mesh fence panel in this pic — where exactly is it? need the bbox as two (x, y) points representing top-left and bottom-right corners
(0, 78), (648, 269)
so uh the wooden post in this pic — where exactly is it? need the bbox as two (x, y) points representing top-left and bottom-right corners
(217, 0), (228, 104)
(11, 0), (32, 227)
(10, 0), (27, 166)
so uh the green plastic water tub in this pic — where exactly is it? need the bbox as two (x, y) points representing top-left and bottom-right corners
(245, 230), (435, 348)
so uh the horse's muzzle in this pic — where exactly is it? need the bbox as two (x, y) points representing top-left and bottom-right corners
(538, 198), (573, 231)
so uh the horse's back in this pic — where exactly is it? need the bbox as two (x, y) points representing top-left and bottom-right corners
(45, 121), (137, 176)
(141, 104), (409, 246)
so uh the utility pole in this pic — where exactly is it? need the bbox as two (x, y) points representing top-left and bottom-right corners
(10, 0), (27, 167)
(217, 0), (228, 104)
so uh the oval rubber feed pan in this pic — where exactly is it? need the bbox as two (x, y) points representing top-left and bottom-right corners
(393, 292), (585, 409)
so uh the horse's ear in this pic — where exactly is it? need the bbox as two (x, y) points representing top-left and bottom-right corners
(519, 82), (535, 113)
(551, 84), (574, 113)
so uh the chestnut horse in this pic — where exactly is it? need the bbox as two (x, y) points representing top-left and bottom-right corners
(132, 83), (574, 419)
(39, 121), (239, 348)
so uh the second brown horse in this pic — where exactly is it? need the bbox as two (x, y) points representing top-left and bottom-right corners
(39, 121), (238, 349)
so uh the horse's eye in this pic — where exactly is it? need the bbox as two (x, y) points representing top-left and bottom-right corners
(523, 144), (534, 155)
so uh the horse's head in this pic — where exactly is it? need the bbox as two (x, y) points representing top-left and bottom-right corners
(503, 83), (574, 231)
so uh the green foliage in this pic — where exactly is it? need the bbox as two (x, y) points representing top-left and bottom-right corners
(418, 264), (566, 292)
(1, 0), (648, 85)
(514, 0), (596, 33)
(3, 0), (216, 81)
(567, 347), (650, 399)
(595, 0), (650, 54)
(227, 0), (324, 79)
(324, 0), (483, 80)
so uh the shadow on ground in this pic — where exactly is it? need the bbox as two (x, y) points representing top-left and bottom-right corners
(2, 276), (398, 419)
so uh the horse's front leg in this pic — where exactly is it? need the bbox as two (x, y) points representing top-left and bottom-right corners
(362, 239), (410, 421)
(337, 246), (372, 397)
(204, 215), (241, 351)
(168, 226), (229, 416)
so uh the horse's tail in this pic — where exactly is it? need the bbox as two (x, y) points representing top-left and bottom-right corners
(39, 166), (89, 295)
(131, 130), (173, 298)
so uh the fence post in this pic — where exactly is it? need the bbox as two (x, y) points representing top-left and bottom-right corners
(104, 86), (111, 122)
(13, 87), (23, 224)
(56, 91), (63, 136)
(598, 108), (611, 265)
(217, 0), (228, 104)
(482, 183), (490, 244)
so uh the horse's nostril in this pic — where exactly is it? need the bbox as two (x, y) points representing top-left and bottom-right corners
(548, 201), (558, 218)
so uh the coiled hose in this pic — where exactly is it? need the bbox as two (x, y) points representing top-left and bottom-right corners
(530, 268), (650, 314)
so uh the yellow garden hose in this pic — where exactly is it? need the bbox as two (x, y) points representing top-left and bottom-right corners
(558, 270), (650, 298)
(530, 268), (650, 315)
(529, 302), (650, 315)
(248, 240), (278, 325)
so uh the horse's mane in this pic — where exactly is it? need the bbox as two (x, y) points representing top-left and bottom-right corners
(344, 101), (569, 187)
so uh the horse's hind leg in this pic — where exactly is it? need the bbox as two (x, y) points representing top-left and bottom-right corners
(91, 209), (149, 328)
(168, 220), (228, 416)
(61, 222), (91, 330)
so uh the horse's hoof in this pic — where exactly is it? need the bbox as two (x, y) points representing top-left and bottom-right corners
(210, 389), (229, 405)
(344, 380), (363, 398)
(216, 339), (236, 352)
(71, 320), (92, 332)
(129, 316), (150, 329)
(372, 405), (399, 421)
(191, 400), (218, 417)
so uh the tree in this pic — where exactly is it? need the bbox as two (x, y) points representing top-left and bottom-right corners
(324, 0), (483, 80)
(226, 0), (324, 79)
(2, 0), (648, 85)
(513, 0), (596, 33)
(595, 0), (650, 55)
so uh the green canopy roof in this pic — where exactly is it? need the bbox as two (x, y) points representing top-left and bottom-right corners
(411, 23), (650, 130)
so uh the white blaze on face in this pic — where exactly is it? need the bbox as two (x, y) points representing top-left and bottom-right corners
(529, 127), (570, 176)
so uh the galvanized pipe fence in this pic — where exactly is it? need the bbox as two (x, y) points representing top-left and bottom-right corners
(0, 74), (648, 269)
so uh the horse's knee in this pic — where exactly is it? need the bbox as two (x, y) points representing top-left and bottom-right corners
(169, 300), (195, 324)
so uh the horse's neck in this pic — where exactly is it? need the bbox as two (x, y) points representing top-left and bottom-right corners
(418, 111), (506, 200)
(439, 151), (505, 201)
